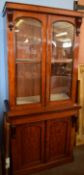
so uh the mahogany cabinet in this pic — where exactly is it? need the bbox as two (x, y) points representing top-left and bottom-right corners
(3, 2), (82, 175)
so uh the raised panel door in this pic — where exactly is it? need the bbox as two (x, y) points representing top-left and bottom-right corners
(46, 118), (72, 162)
(10, 121), (45, 171)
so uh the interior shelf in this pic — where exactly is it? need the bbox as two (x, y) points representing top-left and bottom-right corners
(50, 93), (69, 101)
(51, 59), (72, 64)
(16, 96), (40, 105)
(16, 58), (41, 63)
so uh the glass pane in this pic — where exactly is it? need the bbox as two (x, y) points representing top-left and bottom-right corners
(14, 18), (42, 105)
(50, 21), (75, 101)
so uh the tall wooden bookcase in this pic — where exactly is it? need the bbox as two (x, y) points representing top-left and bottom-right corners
(3, 2), (82, 175)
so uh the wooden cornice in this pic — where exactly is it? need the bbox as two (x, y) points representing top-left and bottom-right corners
(3, 2), (83, 18)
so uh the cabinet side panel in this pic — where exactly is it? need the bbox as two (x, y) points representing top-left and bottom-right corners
(3, 14), (9, 101)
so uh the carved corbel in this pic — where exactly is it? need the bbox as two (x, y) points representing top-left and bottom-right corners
(75, 17), (82, 36)
(7, 10), (14, 31)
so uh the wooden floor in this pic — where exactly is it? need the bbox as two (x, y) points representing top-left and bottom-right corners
(0, 145), (84, 175)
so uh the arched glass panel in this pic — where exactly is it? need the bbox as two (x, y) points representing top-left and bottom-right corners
(50, 21), (75, 101)
(14, 18), (42, 105)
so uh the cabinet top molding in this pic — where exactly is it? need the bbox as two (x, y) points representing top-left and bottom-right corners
(3, 2), (83, 18)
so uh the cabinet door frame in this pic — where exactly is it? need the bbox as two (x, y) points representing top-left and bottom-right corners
(46, 15), (78, 109)
(7, 11), (47, 111)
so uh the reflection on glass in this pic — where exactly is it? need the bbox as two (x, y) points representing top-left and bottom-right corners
(50, 21), (75, 101)
(14, 18), (42, 105)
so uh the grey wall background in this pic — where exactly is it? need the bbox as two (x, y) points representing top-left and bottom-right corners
(0, 0), (75, 142)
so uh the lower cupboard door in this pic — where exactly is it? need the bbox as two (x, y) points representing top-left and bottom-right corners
(46, 118), (72, 162)
(10, 121), (45, 171)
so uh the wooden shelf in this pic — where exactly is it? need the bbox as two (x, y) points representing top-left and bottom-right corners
(16, 58), (41, 63)
(16, 96), (40, 105)
(51, 59), (72, 64)
(51, 74), (71, 77)
(50, 93), (69, 101)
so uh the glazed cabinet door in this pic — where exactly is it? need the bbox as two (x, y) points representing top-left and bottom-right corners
(8, 11), (47, 110)
(10, 121), (45, 172)
(46, 15), (78, 109)
(46, 117), (72, 162)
